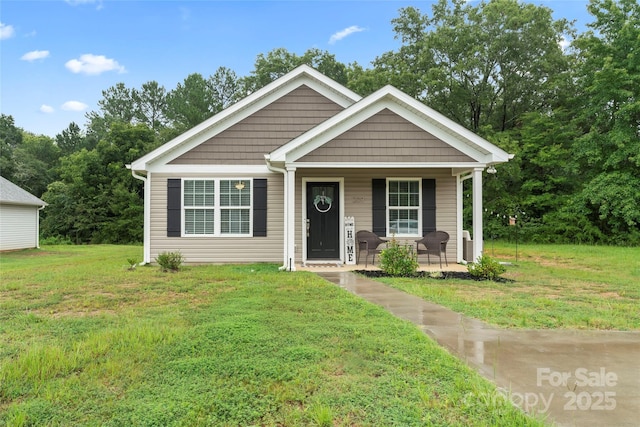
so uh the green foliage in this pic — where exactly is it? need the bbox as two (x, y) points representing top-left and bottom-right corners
(379, 237), (419, 277)
(155, 251), (184, 272)
(467, 255), (506, 281)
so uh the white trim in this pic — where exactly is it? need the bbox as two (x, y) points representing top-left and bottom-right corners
(302, 177), (345, 265)
(286, 167), (297, 271)
(456, 174), (463, 263)
(130, 65), (360, 172)
(386, 178), (422, 238)
(146, 164), (273, 174)
(472, 168), (484, 261)
(289, 162), (484, 169)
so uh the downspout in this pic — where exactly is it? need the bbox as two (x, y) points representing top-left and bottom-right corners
(127, 165), (151, 264)
(37, 205), (45, 249)
(265, 155), (289, 271)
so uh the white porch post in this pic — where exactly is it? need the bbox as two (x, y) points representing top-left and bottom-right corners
(456, 174), (463, 263)
(286, 166), (297, 271)
(472, 168), (484, 261)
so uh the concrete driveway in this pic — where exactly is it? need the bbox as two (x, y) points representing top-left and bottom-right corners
(318, 271), (640, 427)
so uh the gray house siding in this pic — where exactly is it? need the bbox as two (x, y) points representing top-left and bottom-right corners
(149, 173), (284, 264)
(299, 109), (475, 163)
(169, 85), (344, 165)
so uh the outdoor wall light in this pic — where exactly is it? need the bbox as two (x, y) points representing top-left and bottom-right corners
(486, 165), (497, 174)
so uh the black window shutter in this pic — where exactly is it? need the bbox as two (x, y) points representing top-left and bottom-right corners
(422, 178), (436, 235)
(253, 179), (267, 237)
(167, 179), (182, 237)
(372, 178), (386, 237)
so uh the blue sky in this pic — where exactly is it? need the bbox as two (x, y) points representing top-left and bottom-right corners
(1, 0), (592, 137)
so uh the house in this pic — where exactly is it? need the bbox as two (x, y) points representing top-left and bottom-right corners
(128, 65), (512, 270)
(0, 176), (47, 251)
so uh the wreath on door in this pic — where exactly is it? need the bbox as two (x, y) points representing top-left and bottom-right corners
(313, 194), (333, 213)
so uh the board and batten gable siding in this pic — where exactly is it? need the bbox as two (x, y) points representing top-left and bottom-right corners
(169, 85), (344, 165)
(294, 168), (457, 263)
(149, 173), (284, 264)
(299, 109), (475, 163)
(0, 204), (39, 251)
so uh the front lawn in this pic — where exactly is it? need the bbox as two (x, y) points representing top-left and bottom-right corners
(0, 246), (541, 426)
(376, 242), (640, 330)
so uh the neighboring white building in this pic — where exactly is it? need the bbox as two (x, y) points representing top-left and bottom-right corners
(0, 176), (47, 251)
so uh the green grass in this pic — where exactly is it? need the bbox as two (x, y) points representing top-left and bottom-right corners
(0, 245), (541, 426)
(378, 242), (640, 330)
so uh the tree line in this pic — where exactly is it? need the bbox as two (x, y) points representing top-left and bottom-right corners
(1, 0), (638, 245)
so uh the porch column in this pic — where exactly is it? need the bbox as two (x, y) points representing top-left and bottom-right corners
(472, 167), (484, 261)
(286, 166), (297, 271)
(456, 174), (463, 263)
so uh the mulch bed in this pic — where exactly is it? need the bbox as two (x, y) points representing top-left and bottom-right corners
(355, 270), (512, 282)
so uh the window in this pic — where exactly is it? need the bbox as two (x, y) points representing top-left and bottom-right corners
(182, 179), (252, 236)
(388, 179), (421, 236)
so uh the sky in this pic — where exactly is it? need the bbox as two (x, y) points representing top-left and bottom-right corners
(1, 0), (593, 138)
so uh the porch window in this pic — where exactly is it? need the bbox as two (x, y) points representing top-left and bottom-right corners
(388, 179), (421, 236)
(182, 179), (252, 236)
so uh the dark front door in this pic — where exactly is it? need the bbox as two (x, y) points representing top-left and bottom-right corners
(306, 182), (340, 260)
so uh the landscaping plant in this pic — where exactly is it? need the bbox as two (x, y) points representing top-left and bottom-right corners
(379, 236), (419, 277)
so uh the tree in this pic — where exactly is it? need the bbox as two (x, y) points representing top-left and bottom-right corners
(376, 0), (573, 132)
(132, 80), (169, 134)
(240, 48), (349, 94)
(0, 114), (23, 181)
(12, 132), (60, 197)
(55, 122), (86, 157)
(568, 0), (640, 244)
(166, 73), (217, 132)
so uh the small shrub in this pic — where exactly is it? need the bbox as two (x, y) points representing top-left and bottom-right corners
(155, 251), (184, 272)
(467, 255), (506, 281)
(379, 237), (418, 277)
(126, 258), (138, 271)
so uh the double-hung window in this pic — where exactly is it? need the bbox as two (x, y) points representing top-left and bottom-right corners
(388, 179), (421, 236)
(183, 179), (251, 236)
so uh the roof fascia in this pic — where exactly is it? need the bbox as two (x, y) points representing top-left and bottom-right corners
(130, 65), (361, 171)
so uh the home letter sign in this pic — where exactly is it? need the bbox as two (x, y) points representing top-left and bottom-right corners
(345, 216), (356, 265)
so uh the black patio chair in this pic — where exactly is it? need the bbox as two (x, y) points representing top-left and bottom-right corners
(415, 231), (449, 269)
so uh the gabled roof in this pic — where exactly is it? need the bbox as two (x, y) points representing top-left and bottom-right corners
(130, 65), (361, 171)
(0, 176), (47, 207)
(268, 85), (512, 165)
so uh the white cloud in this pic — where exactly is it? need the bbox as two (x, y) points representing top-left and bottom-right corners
(65, 54), (126, 75)
(1, 22), (15, 40)
(329, 25), (365, 45)
(66, 0), (103, 9)
(21, 50), (50, 62)
(61, 101), (88, 111)
(40, 104), (55, 114)
(559, 36), (571, 51)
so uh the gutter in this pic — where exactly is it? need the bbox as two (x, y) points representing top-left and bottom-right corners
(265, 155), (289, 271)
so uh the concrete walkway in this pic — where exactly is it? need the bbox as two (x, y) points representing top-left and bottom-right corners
(318, 271), (640, 427)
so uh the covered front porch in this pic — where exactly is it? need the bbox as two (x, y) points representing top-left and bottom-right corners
(274, 165), (488, 271)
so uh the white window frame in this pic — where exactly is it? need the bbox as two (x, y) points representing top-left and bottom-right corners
(386, 178), (422, 237)
(182, 178), (253, 237)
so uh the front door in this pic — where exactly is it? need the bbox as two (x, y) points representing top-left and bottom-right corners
(306, 182), (340, 260)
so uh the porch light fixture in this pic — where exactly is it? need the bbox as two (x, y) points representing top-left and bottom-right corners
(486, 165), (497, 174)
(235, 181), (245, 190)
